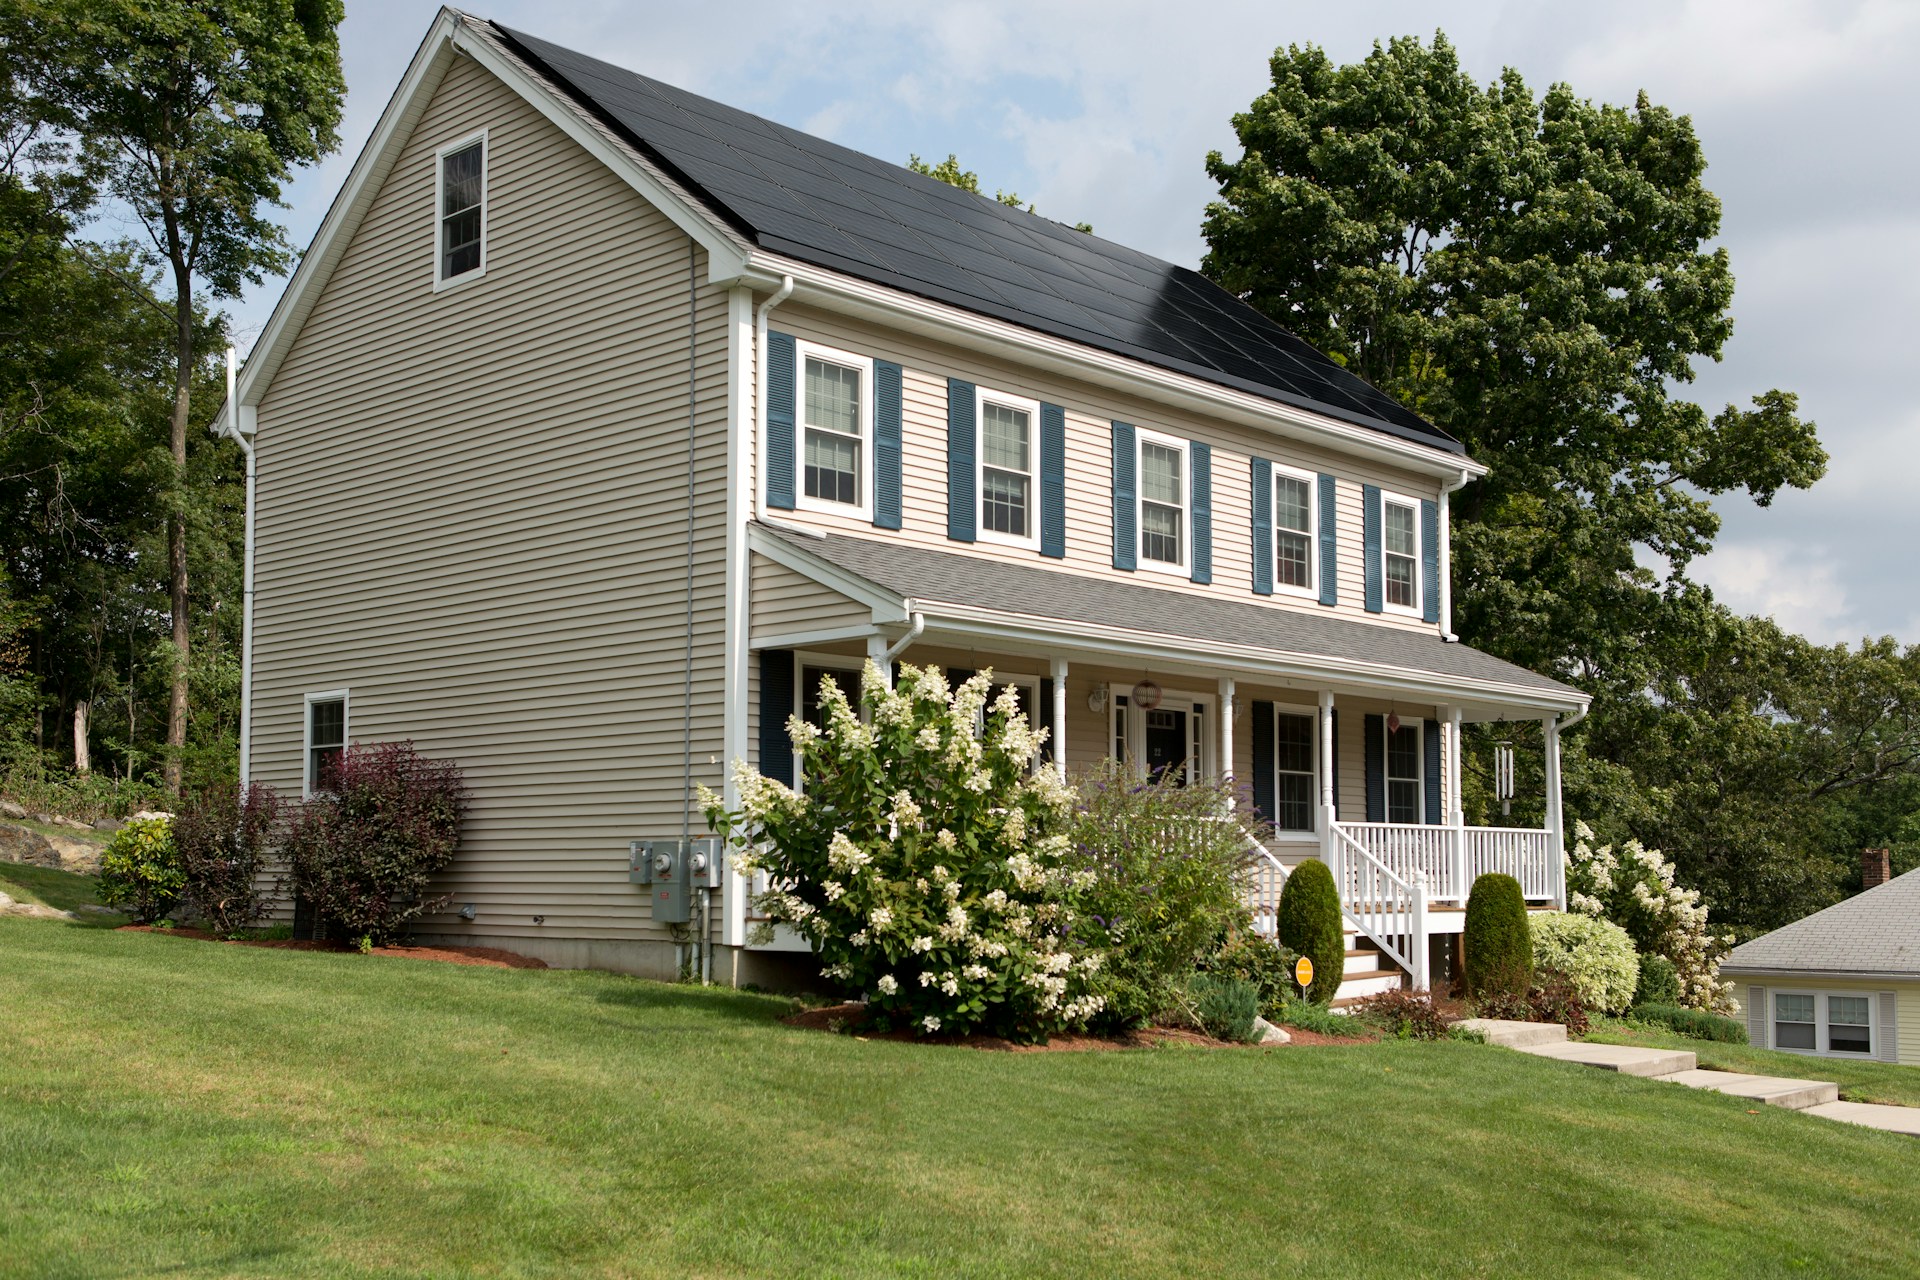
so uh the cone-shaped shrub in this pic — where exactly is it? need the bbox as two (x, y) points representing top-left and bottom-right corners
(1276, 858), (1344, 1005)
(1465, 873), (1532, 999)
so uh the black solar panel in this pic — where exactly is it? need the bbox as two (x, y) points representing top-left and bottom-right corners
(493, 23), (1461, 454)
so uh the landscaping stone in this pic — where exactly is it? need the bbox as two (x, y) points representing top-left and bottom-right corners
(0, 896), (78, 921)
(44, 834), (102, 875)
(92, 817), (121, 832)
(1455, 1018), (1567, 1049)
(31, 812), (53, 825)
(1251, 1016), (1291, 1046)
(0, 800), (23, 819)
(53, 816), (91, 832)
(78, 904), (122, 916)
(0, 822), (63, 869)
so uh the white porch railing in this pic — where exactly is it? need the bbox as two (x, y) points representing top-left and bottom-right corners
(1464, 826), (1560, 900)
(1329, 824), (1429, 989)
(1335, 821), (1560, 904)
(1245, 842), (1289, 941)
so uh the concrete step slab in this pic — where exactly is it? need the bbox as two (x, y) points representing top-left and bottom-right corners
(1803, 1100), (1920, 1135)
(1515, 1040), (1696, 1077)
(1663, 1069), (1839, 1111)
(1455, 1018), (1567, 1048)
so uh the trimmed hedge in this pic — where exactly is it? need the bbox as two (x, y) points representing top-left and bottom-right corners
(1634, 954), (1682, 1008)
(1464, 873), (1531, 999)
(1276, 858), (1344, 1005)
(1633, 1003), (1749, 1044)
(1531, 911), (1639, 1014)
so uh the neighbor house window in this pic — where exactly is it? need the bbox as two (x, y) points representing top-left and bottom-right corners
(1773, 993), (1816, 1049)
(1828, 995), (1873, 1054)
(1383, 494), (1420, 612)
(305, 692), (347, 795)
(436, 134), (486, 285)
(1274, 710), (1316, 833)
(978, 390), (1038, 545)
(1772, 990), (1875, 1057)
(1138, 432), (1188, 571)
(1386, 718), (1421, 823)
(798, 341), (872, 515)
(1274, 466), (1316, 594)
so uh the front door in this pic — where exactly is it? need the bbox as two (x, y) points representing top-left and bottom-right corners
(1144, 707), (1189, 784)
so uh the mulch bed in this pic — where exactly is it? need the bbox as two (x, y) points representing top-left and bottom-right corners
(782, 1002), (1374, 1051)
(117, 925), (547, 969)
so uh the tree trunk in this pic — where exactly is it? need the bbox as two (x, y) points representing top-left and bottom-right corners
(163, 272), (192, 797)
(73, 702), (90, 775)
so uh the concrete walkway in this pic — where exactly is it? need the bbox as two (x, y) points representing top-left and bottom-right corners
(1457, 1018), (1916, 1136)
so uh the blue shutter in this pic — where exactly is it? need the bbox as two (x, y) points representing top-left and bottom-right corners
(1040, 402), (1066, 558)
(1362, 484), (1383, 614)
(947, 379), (976, 542)
(1251, 700), (1275, 820)
(1189, 441), (1212, 584)
(1111, 421), (1136, 571)
(765, 331), (797, 510)
(758, 650), (795, 788)
(1421, 498), (1440, 624)
(1424, 719), (1443, 824)
(1318, 473), (1338, 606)
(1039, 678), (1055, 764)
(1364, 713), (1385, 822)
(1250, 458), (1273, 596)
(873, 360), (903, 530)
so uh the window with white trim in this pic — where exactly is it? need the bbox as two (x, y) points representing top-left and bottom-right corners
(1385, 718), (1421, 824)
(305, 692), (347, 795)
(436, 134), (486, 285)
(1137, 432), (1188, 571)
(1274, 465), (1316, 595)
(1382, 493), (1420, 612)
(1273, 709), (1316, 833)
(1773, 990), (1875, 1057)
(978, 389), (1038, 545)
(798, 341), (873, 516)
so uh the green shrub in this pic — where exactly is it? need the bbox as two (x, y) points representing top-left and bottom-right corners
(175, 782), (283, 935)
(1530, 911), (1639, 1014)
(1464, 873), (1531, 999)
(1272, 995), (1357, 1037)
(97, 816), (183, 924)
(1356, 988), (1449, 1040)
(1201, 935), (1300, 1019)
(1188, 973), (1261, 1043)
(1473, 969), (1590, 1037)
(1276, 858), (1343, 1005)
(1065, 759), (1267, 1028)
(1634, 953), (1682, 1008)
(1633, 1003), (1748, 1043)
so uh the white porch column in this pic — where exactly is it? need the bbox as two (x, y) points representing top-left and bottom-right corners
(1318, 689), (1337, 867)
(867, 634), (891, 688)
(1051, 657), (1069, 782)
(1448, 706), (1467, 903)
(1218, 676), (1235, 795)
(1544, 714), (1565, 907)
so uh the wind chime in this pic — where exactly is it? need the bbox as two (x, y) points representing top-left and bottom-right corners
(1494, 739), (1516, 817)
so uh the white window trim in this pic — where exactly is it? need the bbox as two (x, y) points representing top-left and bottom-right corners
(302, 688), (350, 799)
(975, 385), (1042, 551)
(1135, 427), (1191, 578)
(1271, 462), (1319, 601)
(1769, 987), (1878, 1060)
(793, 338), (875, 522)
(432, 130), (488, 292)
(1106, 684), (1216, 784)
(791, 651), (864, 793)
(1379, 488), (1423, 618)
(1382, 715), (1424, 825)
(1269, 699), (1321, 840)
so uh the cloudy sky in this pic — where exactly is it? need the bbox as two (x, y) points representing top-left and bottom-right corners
(225, 0), (1920, 645)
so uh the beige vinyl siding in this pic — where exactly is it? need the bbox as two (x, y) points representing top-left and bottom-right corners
(749, 553), (871, 643)
(252, 55), (733, 949)
(1738, 978), (1920, 1065)
(760, 301), (1446, 635)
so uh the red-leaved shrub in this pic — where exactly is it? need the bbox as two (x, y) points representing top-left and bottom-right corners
(285, 741), (467, 947)
(175, 782), (284, 934)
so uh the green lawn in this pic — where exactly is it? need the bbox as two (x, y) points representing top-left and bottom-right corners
(1586, 1017), (1920, 1107)
(2, 919), (1918, 1279)
(0, 862), (123, 926)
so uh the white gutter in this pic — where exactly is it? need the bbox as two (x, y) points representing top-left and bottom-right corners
(215, 347), (257, 784)
(879, 613), (926, 666)
(1438, 468), (1471, 642)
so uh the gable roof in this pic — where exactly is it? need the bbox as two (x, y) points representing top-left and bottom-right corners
(490, 22), (1461, 457)
(1723, 868), (1920, 979)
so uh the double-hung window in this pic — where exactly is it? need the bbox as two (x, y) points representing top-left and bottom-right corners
(978, 390), (1038, 545)
(1273, 709), (1317, 833)
(1773, 990), (1875, 1057)
(435, 133), (486, 286)
(1382, 493), (1421, 613)
(1273, 465), (1316, 595)
(1385, 718), (1422, 823)
(1137, 431), (1188, 572)
(798, 341), (872, 517)
(305, 691), (348, 796)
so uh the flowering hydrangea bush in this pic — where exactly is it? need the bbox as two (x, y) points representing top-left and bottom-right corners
(1567, 822), (1736, 1013)
(701, 662), (1105, 1040)
(1529, 911), (1639, 1014)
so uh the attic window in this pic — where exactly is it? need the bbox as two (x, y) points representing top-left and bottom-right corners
(437, 134), (487, 286)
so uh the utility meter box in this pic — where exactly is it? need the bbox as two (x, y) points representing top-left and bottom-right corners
(688, 836), (724, 889)
(631, 839), (692, 923)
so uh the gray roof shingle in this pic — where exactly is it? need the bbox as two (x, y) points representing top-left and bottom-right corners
(759, 523), (1581, 700)
(1723, 868), (1920, 978)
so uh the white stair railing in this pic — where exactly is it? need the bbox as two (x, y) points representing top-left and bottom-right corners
(1244, 839), (1289, 941)
(1330, 824), (1430, 990)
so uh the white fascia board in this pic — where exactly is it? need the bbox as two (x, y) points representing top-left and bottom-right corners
(746, 523), (911, 624)
(738, 252), (1489, 484)
(749, 623), (882, 652)
(1720, 966), (1920, 982)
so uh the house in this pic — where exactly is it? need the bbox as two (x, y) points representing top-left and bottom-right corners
(1721, 852), (1915, 1065)
(214, 9), (1588, 990)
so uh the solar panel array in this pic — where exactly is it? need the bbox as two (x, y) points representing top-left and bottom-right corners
(496, 24), (1458, 453)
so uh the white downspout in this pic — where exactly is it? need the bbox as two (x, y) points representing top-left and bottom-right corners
(217, 347), (257, 786)
(1438, 468), (1469, 643)
(754, 275), (796, 519)
(879, 612), (925, 668)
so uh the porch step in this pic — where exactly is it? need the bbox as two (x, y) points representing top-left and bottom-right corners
(1334, 969), (1404, 1000)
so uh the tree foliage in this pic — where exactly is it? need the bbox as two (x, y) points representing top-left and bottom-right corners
(908, 152), (1092, 232)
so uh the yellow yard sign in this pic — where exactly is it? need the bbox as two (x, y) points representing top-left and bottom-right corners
(1294, 955), (1314, 993)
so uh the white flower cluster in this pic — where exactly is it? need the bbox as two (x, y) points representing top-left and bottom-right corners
(827, 832), (874, 876)
(1568, 821), (1736, 1014)
(876, 974), (898, 995)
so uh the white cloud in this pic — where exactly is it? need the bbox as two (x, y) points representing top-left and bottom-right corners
(1695, 541), (1856, 642)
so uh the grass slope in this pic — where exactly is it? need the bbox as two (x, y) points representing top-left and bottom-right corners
(1586, 1018), (1920, 1107)
(2, 919), (1917, 1279)
(0, 863), (122, 926)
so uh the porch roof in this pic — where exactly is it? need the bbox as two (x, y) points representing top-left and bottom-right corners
(752, 522), (1585, 711)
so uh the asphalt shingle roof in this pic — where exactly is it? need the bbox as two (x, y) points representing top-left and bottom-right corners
(759, 523), (1581, 699)
(491, 22), (1463, 456)
(1723, 868), (1920, 978)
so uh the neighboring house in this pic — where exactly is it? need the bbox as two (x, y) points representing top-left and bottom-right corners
(1722, 852), (1915, 1065)
(215, 9), (1588, 988)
